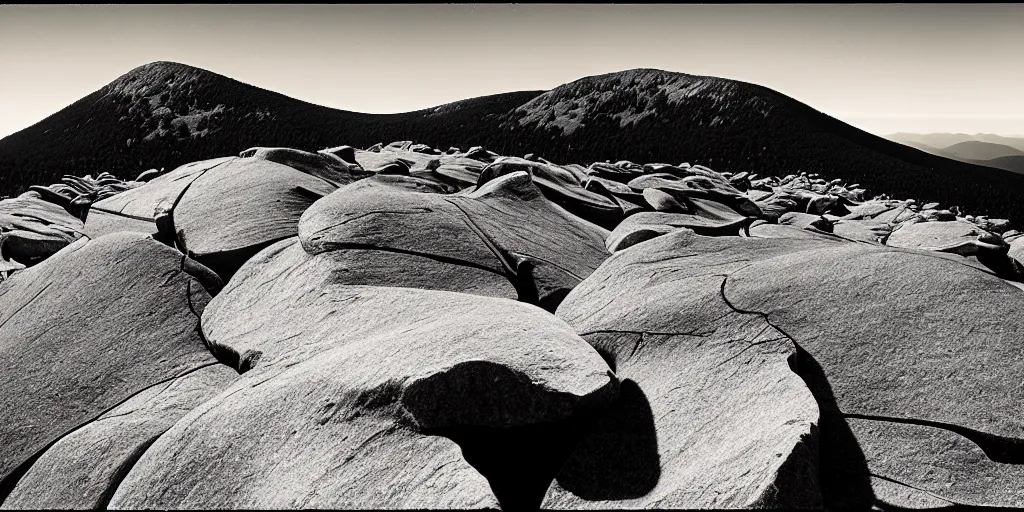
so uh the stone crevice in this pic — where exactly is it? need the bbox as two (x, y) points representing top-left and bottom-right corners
(841, 413), (1024, 465)
(0, 362), (221, 506)
(868, 472), (961, 509)
(302, 207), (436, 241)
(305, 241), (509, 279)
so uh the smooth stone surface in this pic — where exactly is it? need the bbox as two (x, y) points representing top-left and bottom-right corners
(172, 157), (337, 280)
(299, 171), (608, 310)
(239, 146), (368, 187)
(91, 157), (235, 219)
(841, 201), (896, 221)
(111, 281), (617, 509)
(82, 209), (156, 239)
(846, 418), (1024, 508)
(546, 229), (823, 509)
(0, 232), (222, 491)
(830, 219), (891, 243)
(605, 197), (751, 252)
(478, 157), (623, 229)
(2, 365), (238, 509)
(886, 219), (1004, 255)
(0, 196), (86, 271)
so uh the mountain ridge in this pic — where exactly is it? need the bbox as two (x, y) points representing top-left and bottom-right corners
(4, 61), (1024, 225)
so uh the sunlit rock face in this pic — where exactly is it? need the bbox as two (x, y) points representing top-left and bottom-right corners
(2, 141), (1023, 510)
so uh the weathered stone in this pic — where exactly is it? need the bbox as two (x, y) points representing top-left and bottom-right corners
(720, 235), (1024, 507)
(298, 171), (608, 310)
(110, 279), (617, 509)
(605, 197), (751, 252)
(779, 212), (834, 233)
(172, 157), (336, 280)
(239, 147), (368, 186)
(845, 418), (1024, 508)
(546, 229), (822, 509)
(0, 233), (222, 495)
(2, 365), (237, 510)
(82, 209), (156, 239)
(841, 201), (896, 221)
(478, 157), (623, 229)
(886, 218), (1004, 255)
(91, 157), (234, 220)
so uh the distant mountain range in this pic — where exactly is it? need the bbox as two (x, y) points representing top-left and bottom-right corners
(4, 61), (1024, 224)
(886, 133), (1024, 175)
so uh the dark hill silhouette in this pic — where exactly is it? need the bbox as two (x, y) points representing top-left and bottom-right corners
(942, 140), (1024, 161)
(4, 62), (1024, 224)
(491, 68), (1024, 223)
(889, 133), (1024, 154)
(897, 140), (948, 157)
(0, 61), (543, 196)
(968, 155), (1024, 175)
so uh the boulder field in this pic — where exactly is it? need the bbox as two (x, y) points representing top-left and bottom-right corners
(1, 142), (1022, 510)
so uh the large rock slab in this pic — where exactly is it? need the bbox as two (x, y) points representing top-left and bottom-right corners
(550, 226), (1024, 508)
(298, 171), (608, 310)
(840, 200), (897, 221)
(0, 195), (87, 274)
(605, 196), (751, 252)
(82, 209), (156, 239)
(0, 196), (84, 234)
(109, 275), (617, 509)
(846, 418), (1024, 508)
(2, 365), (237, 509)
(718, 234), (1024, 507)
(545, 229), (824, 509)
(0, 232), (223, 497)
(172, 157), (337, 280)
(627, 174), (762, 218)
(886, 218), (1004, 255)
(90, 157), (234, 219)
(239, 146), (371, 186)
(478, 157), (623, 229)
(830, 219), (891, 244)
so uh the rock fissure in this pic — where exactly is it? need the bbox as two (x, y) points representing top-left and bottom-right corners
(0, 361), (221, 506)
(841, 413), (1024, 465)
(867, 472), (961, 508)
(0, 281), (53, 330)
(307, 241), (509, 279)
(303, 207), (436, 240)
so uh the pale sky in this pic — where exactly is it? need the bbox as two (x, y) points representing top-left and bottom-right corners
(1, 4), (1023, 139)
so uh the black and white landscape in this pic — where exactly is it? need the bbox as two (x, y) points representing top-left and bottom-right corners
(2, 4), (1024, 511)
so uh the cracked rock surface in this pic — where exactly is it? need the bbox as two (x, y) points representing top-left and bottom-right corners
(1, 364), (238, 510)
(110, 279), (616, 509)
(2, 141), (1024, 510)
(545, 228), (823, 509)
(172, 157), (338, 280)
(0, 232), (223, 498)
(298, 170), (609, 310)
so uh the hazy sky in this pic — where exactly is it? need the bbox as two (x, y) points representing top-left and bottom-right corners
(1, 4), (1023, 139)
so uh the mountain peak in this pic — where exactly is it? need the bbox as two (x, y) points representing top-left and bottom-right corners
(109, 61), (222, 91)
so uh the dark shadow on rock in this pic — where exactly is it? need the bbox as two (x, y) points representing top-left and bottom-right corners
(550, 379), (660, 502)
(592, 346), (618, 374)
(187, 236), (293, 284)
(787, 343), (874, 510)
(411, 361), (618, 511)
(508, 256), (574, 314)
(975, 246), (1024, 284)
(426, 412), (606, 512)
(0, 450), (42, 506)
(752, 423), (823, 509)
(536, 287), (572, 314)
(874, 500), (1005, 512)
